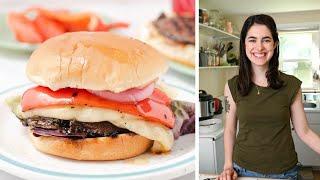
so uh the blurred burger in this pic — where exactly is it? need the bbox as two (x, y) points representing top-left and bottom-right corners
(7, 32), (194, 161)
(140, 0), (195, 67)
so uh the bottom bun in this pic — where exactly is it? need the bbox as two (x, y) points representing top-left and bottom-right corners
(29, 131), (153, 160)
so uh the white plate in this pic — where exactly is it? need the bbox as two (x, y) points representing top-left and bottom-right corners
(0, 13), (38, 52)
(168, 61), (195, 77)
(0, 83), (195, 180)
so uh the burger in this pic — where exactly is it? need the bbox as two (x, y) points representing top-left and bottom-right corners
(6, 32), (194, 161)
(140, 13), (195, 67)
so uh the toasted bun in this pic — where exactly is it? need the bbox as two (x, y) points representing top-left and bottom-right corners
(140, 24), (195, 67)
(29, 132), (153, 160)
(26, 32), (168, 92)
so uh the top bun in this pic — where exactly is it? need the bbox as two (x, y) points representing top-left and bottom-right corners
(26, 32), (168, 92)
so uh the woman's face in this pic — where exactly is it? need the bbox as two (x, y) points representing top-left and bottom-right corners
(245, 23), (277, 67)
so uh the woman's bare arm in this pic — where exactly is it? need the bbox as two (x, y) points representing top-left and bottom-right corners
(218, 83), (238, 180)
(291, 89), (320, 154)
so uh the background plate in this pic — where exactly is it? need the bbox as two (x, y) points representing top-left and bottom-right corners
(169, 61), (195, 77)
(0, 13), (38, 52)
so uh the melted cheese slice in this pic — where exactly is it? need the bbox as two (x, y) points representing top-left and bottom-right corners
(7, 96), (173, 152)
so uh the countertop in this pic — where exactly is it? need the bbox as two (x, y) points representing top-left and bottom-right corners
(200, 127), (224, 139)
(0, 1), (195, 179)
(200, 173), (280, 180)
(304, 108), (320, 113)
(199, 113), (224, 139)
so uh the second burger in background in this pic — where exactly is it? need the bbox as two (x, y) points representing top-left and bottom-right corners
(7, 32), (194, 161)
(140, 0), (195, 68)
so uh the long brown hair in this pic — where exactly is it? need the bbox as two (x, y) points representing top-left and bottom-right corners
(238, 14), (283, 96)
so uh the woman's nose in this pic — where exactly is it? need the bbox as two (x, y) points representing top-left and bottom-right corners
(255, 41), (264, 51)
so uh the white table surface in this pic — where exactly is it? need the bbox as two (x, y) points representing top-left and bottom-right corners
(0, 1), (195, 179)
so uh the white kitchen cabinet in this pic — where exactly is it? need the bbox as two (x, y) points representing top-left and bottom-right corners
(291, 111), (320, 166)
(199, 137), (216, 174)
(199, 128), (224, 174)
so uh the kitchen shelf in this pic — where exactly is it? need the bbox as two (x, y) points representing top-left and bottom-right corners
(199, 66), (239, 70)
(302, 89), (320, 93)
(200, 23), (240, 40)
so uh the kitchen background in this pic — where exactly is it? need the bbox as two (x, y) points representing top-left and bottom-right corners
(199, 0), (320, 179)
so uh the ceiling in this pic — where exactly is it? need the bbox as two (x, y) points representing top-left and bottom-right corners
(200, 0), (320, 15)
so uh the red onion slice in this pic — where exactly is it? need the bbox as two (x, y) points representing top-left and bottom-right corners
(88, 83), (155, 103)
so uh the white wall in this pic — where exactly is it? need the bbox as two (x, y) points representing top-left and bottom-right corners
(227, 10), (320, 34)
(199, 67), (238, 97)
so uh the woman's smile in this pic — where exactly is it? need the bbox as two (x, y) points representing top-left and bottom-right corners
(253, 52), (266, 58)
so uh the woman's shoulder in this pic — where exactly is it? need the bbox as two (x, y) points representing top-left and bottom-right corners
(227, 75), (239, 88)
(228, 75), (239, 84)
(279, 72), (302, 104)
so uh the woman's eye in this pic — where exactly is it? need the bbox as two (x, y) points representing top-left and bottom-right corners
(248, 39), (256, 43)
(263, 39), (271, 43)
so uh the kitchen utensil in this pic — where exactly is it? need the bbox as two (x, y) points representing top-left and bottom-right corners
(213, 98), (223, 114)
(227, 53), (237, 65)
(226, 42), (233, 52)
(199, 90), (214, 120)
(216, 41), (225, 57)
(199, 47), (208, 67)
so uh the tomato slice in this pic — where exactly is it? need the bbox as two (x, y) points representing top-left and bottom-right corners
(28, 7), (92, 31)
(21, 86), (174, 128)
(7, 13), (44, 43)
(172, 0), (195, 17)
(34, 15), (66, 39)
(94, 21), (129, 31)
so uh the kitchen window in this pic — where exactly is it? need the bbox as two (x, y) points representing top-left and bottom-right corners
(279, 29), (320, 89)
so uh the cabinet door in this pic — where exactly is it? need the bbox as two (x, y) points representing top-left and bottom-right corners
(305, 112), (320, 124)
(215, 135), (225, 173)
(292, 125), (320, 166)
(199, 138), (216, 174)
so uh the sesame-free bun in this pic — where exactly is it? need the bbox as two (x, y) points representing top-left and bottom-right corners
(26, 32), (168, 92)
(29, 132), (153, 160)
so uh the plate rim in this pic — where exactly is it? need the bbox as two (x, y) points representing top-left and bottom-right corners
(168, 61), (195, 77)
(0, 83), (195, 179)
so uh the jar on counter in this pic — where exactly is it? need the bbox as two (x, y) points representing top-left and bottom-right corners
(205, 48), (218, 66)
(199, 9), (209, 24)
(226, 21), (233, 34)
(208, 9), (220, 28)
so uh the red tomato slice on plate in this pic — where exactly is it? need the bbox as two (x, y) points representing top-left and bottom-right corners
(34, 15), (66, 39)
(7, 13), (44, 43)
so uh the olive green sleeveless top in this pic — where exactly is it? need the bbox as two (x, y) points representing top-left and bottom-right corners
(228, 72), (301, 174)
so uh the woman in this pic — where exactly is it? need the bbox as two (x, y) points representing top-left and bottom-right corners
(218, 14), (320, 180)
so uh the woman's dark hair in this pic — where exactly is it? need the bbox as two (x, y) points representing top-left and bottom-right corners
(238, 14), (283, 96)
